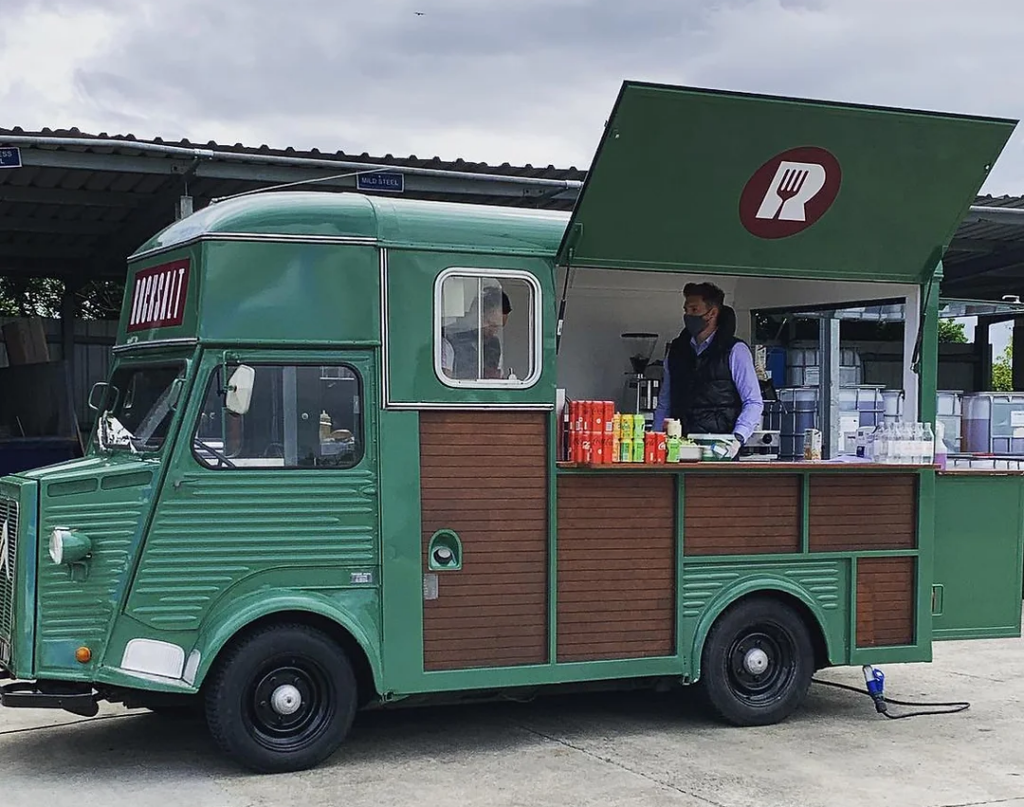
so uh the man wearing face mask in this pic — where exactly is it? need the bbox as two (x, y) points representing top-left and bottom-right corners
(653, 282), (764, 459)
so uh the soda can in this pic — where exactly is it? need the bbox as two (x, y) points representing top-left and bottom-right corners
(655, 432), (667, 464)
(620, 413), (634, 440)
(611, 432), (620, 463)
(593, 403), (606, 437)
(633, 416), (646, 440)
(645, 431), (657, 464)
(611, 412), (621, 440)
(592, 430), (604, 464)
(620, 437), (633, 463)
(633, 435), (645, 463)
(603, 402), (615, 434)
(666, 436), (681, 463)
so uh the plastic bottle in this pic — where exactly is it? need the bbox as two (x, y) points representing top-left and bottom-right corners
(931, 421), (945, 469)
(872, 424), (887, 463)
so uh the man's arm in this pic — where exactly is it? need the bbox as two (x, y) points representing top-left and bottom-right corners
(653, 360), (670, 430)
(729, 342), (765, 444)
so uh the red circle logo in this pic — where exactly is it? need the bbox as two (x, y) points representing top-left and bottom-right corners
(738, 146), (842, 239)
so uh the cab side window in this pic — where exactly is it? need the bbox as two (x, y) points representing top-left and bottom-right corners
(436, 269), (539, 387)
(193, 364), (363, 469)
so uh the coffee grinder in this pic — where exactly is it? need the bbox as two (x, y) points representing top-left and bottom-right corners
(622, 332), (660, 427)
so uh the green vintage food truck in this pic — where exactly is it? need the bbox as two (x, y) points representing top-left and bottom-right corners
(1, 82), (1022, 773)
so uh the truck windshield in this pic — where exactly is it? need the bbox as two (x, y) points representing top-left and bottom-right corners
(97, 362), (186, 453)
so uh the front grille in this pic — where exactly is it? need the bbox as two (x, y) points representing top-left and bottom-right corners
(0, 495), (18, 665)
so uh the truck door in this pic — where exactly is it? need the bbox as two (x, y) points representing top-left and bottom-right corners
(125, 351), (380, 639)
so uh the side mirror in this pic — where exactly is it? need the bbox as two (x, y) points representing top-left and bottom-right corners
(168, 377), (184, 410)
(225, 365), (255, 415)
(88, 382), (111, 412)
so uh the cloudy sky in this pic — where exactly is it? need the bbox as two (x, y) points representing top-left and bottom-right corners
(2, 0), (1024, 195)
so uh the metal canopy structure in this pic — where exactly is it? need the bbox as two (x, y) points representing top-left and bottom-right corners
(0, 128), (584, 284)
(1, 127), (1024, 300)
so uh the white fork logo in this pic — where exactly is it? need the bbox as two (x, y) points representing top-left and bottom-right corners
(755, 161), (828, 222)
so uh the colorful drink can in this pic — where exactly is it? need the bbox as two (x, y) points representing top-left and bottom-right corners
(593, 404), (606, 437)
(645, 431), (657, 463)
(620, 413), (634, 440)
(655, 432), (667, 464)
(603, 402), (615, 433)
(620, 437), (633, 463)
(611, 412), (621, 441)
(592, 430), (604, 464)
(611, 433), (620, 464)
(633, 436), (645, 463)
(633, 415), (646, 440)
(666, 436), (681, 463)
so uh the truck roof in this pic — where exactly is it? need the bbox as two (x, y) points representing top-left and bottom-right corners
(131, 190), (572, 261)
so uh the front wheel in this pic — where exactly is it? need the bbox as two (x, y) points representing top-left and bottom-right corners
(697, 597), (814, 727)
(204, 623), (358, 773)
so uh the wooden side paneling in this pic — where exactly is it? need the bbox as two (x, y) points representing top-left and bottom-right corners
(683, 475), (801, 556)
(809, 474), (917, 552)
(556, 475), (676, 662)
(856, 556), (916, 647)
(420, 411), (549, 671)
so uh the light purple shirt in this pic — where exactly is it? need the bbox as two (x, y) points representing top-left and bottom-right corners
(653, 331), (765, 443)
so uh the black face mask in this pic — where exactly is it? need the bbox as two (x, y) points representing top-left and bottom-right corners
(684, 313), (708, 338)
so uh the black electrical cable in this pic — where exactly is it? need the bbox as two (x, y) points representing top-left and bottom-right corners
(812, 676), (971, 719)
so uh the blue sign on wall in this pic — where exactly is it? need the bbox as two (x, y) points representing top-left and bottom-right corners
(0, 147), (22, 169)
(357, 172), (404, 193)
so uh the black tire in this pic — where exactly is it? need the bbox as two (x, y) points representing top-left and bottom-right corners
(697, 597), (814, 727)
(204, 623), (358, 773)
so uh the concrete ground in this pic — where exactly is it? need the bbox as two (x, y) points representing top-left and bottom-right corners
(2, 634), (1023, 807)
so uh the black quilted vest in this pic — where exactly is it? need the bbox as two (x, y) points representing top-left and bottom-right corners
(666, 328), (743, 436)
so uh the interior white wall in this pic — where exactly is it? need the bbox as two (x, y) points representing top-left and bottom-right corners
(555, 266), (919, 407)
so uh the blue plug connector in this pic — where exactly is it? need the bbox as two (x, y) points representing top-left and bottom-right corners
(862, 665), (887, 713)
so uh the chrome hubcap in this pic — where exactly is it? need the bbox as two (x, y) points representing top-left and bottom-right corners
(270, 684), (302, 715)
(743, 647), (770, 676)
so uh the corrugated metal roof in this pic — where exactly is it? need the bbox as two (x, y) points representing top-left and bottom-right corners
(0, 127), (585, 283)
(3, 126), (1024, 302)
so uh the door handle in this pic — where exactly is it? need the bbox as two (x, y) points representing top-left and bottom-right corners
(359, 485), (377, 497)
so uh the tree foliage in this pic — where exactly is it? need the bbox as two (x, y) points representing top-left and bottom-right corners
(993, 343), (1013, 392)
(937, 319), (968, 344)
(0, 277), (124, 320)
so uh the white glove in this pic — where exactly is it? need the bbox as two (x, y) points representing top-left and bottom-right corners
(711, 437), (742, 460)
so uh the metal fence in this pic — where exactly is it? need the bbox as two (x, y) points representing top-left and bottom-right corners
(0, 317), (118, 431)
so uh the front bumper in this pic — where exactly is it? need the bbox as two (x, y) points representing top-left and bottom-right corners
(0, 679), (99, 717)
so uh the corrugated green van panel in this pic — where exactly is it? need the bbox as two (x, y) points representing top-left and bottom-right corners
(932, 473), (1024, 640)
(560, 81), (1016, 282)
(198, 242), (380, 345)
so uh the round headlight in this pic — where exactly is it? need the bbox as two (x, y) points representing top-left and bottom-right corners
(49, 528), (67, 565)
(48, 528), (92, 565)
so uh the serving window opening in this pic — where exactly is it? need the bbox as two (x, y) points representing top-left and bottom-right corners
(554, 266), (926, 464)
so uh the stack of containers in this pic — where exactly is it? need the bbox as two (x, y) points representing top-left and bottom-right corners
(963, 392), (1024, 455)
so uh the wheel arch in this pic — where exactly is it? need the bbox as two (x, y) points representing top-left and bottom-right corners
(689, 582), (833, 682)
(189, 590), (383, 704)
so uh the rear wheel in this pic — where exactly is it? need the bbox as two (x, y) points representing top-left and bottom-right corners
(204, 623), (358, 773)
(697, 597), (813, 726)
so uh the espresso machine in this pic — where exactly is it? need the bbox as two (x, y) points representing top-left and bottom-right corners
(622, 332), (661, 427)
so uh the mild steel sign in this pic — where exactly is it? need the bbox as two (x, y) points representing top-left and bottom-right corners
(356, 172), (404, 193)
(127, 259), (191, 332)
(738, 146), (842, 239)
(0, 147), (22, 169)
